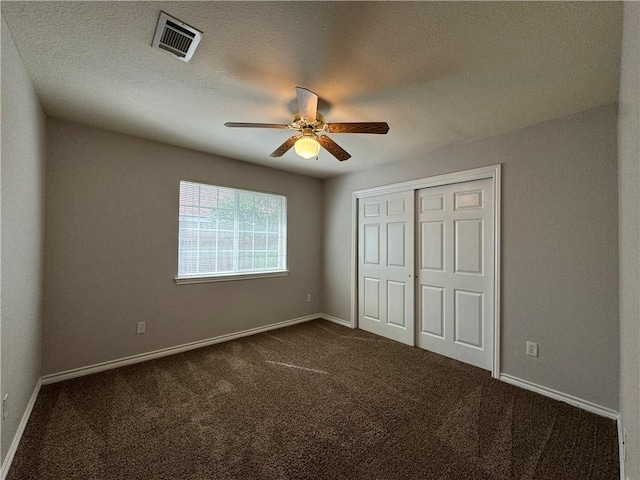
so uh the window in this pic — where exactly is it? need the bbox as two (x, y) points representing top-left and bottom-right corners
(176, 180), (287, 283)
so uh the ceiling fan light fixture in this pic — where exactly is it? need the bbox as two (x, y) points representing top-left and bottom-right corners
(294, 137), (320, 159)
(225, 86), (389, 161)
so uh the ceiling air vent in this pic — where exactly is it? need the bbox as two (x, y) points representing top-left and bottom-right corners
(152, 12), (202, 62)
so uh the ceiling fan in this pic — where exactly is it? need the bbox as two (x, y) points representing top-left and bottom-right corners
(224, 86), (389, 161)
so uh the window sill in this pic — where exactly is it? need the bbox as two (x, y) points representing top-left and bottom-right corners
(175, 270), (289, 285)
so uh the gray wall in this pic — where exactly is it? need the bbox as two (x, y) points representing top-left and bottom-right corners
(44, 119), (323, 375)
(618, 2), (640, 478)
(323, 104), (619, 410)
(0, 16), (46, 461)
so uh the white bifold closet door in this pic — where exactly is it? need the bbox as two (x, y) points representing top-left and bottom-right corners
(358, 191), (415, 346)
(417, 178), (494, 370)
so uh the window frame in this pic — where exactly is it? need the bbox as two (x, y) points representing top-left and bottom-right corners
(174, 180), (288, 284)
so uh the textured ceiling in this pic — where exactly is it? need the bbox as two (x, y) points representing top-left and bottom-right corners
(1, 1), (623, 178)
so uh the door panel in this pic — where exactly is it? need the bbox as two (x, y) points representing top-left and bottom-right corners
(421, 221), (444, 271)
(420, 285), (444, 337)
(454, 289), (483, 348)
(358, 191), (414, 345)
(363, 224), (380, 265)
(387, 281), (406, 327)
(363, 277), (380, 321)
(387, 198), (407, 215)
(454, 189), (483, 210)
(454, 219), (483, 274)
(387, 223), (407, 267)
(421, 194), (444, 212)
(418, 178), (494, 370)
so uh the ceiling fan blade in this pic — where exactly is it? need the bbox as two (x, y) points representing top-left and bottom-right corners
(325, 122), (390, 134)
(295, 86), (318, 122)
(225, 122), (290, 129)
(316, 135), (351, 161)
(269, 135), (299, 158)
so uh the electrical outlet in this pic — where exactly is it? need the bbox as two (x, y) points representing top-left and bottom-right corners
(136, 321), (146, 334)
(306, 293), (312, 303)
(526, 341), (538, 357)
(2, 394), (8, 420)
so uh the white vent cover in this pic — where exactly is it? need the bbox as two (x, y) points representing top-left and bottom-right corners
(152, 12), (202, 62)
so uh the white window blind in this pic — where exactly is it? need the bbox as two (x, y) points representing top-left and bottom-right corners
(177, 181), (287, 280)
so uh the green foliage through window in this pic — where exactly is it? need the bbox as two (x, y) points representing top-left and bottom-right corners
(178, 181), (287, 277)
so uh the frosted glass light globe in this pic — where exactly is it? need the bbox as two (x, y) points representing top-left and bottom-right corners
(294, 137), (320, 159)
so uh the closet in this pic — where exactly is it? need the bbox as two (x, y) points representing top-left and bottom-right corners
(356, 168), (498, 372)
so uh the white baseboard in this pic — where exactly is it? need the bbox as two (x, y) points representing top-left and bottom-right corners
(319, 313), (353, 328)
(499, 373), (619, 420)
(0, 379), (41, 480)
(42, 314), (319, 385)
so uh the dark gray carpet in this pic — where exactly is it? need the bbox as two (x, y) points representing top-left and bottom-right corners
(8, 319), (619, 479)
